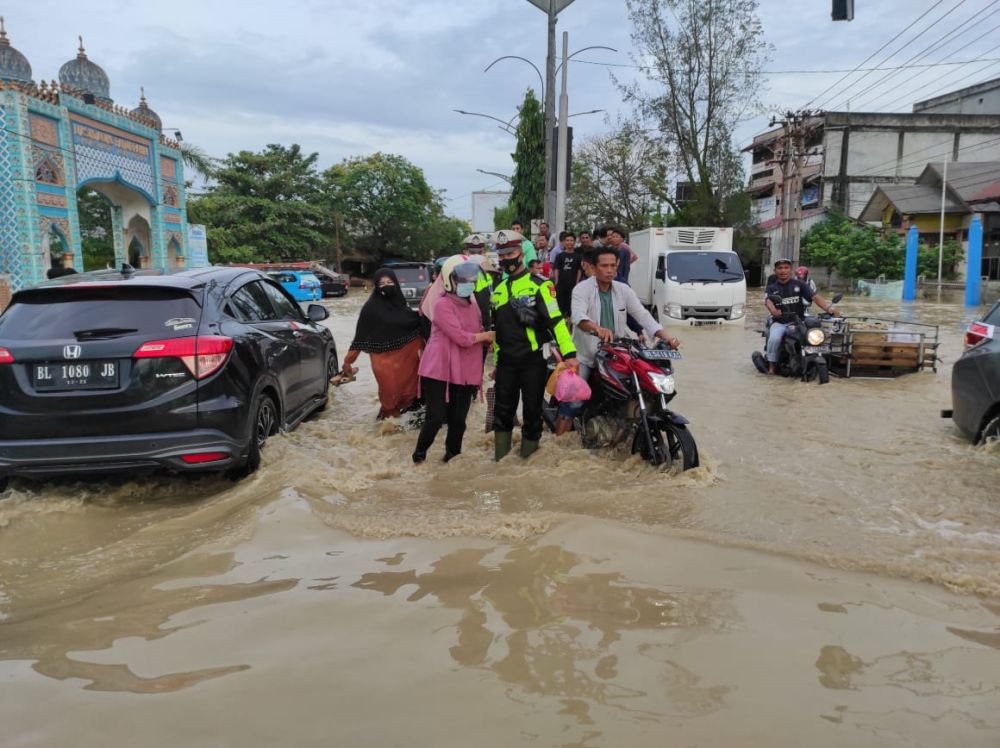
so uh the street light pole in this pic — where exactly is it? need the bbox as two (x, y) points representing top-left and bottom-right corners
(555, 31), (569, 235)
(545, 2), (557, 229)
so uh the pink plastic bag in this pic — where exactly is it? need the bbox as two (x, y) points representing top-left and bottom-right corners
(555, 369), (591, 403)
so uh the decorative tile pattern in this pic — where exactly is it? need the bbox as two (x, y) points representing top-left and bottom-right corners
(160, 156), (176, 180)
(29, 113), (59, 146)
(36, 192), (67, 208)
(71, 115), (155, 201)
(163, 211), (182, 224)
(0, 104), (21, 286)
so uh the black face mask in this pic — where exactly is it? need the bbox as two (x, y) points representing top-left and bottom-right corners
(377, 285), (395, 298)
(499, 257), (521, 274)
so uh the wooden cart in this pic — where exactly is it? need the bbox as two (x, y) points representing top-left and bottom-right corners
(826, 316), (939, 378)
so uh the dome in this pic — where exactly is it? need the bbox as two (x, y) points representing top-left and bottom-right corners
(58, 37), (111, 101)
(0, 18), (33, 84)
(130, 88), (161, 131)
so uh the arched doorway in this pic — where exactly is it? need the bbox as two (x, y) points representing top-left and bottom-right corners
(76, 187), (115, 270)
(44, 225), (69, 270)
(166, 236), (183, 269)
(125, 215), (152, 269)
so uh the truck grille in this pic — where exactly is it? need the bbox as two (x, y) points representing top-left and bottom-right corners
(682, 306), (730, 319)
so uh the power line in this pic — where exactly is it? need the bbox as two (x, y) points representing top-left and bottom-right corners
(825, 0), (973, 111)
(802, 0), (949, 109)
(844, 0), (1000, 111)
(570, 54), (1000, 75)
(865, 21), (1000, 112)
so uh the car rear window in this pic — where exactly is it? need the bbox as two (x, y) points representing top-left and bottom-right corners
(392, 267), (429, 284)
(0, 287), (203, 341)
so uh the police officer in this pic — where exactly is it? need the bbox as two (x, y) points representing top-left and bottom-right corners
(462, 233), (496, 327)
(490, 230), (578, 460)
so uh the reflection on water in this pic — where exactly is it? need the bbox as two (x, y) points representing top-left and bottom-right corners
(354, 544), (735, 723)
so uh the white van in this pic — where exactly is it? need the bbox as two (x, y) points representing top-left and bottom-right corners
(630, 227), (746, 326)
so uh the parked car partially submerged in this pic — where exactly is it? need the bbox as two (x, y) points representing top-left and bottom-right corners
(385, 262), (432, 308)
(943, 299), (1000, 444)
(317, 272), (349, 297)
(0, 266), (337, 486)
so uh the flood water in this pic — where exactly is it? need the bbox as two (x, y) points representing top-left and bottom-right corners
(1, 290), (998, 747)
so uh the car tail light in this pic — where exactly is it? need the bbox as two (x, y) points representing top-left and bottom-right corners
(964, 322), (995, 349)
(134, 335), (233, 379)
(180, 451), (229, 464)
(0, 346), (13, 364)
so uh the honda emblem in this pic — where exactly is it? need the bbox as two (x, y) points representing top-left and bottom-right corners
(63, 344), (82, 360)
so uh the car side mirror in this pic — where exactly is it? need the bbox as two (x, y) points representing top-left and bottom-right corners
(831, 292), (844, 304)
(307, 304), (329, 322)
(655, 268), (666, 280)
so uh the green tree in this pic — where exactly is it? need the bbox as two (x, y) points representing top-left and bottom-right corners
(918, 238), (964, 280)
(509, 89), (545, 226)
(323, 153), (462, 263)
(187, 144), (325, 264)
(178, 142), (217, 188)
(566, 120), (670, 233)
(801, 213), (908, 280)
(493, 203), (517, 232)
(619, 0), (772, 226)
(76, 187), (115, 270)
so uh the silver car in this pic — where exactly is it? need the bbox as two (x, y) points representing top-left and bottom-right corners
(945, 299), (1000, 443)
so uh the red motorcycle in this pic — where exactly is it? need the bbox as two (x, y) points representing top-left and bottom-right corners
(545, 337), (699, 470)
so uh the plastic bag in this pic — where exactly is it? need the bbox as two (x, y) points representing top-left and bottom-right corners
(555, 369), (591, 403)
(545, 362), (568, 397)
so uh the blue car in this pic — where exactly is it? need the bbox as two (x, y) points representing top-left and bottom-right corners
(266, 270), (322, 303)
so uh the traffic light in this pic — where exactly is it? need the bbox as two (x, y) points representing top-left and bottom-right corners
(832, 0), (854, 21)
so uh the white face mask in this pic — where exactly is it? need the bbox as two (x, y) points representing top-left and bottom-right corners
(455, 281), (476, 298)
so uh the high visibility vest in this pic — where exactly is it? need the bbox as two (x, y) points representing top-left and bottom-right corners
(490, 271), (575, 360)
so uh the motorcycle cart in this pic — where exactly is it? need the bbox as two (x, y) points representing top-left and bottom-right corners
(826, 317), (940, 378)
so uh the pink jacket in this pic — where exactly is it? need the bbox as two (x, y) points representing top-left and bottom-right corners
(418, 293), (485, 389)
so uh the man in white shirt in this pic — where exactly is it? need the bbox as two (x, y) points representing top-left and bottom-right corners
(553, 246), (679, 435)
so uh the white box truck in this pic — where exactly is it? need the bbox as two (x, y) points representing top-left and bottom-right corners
(629, 226), (746, 326)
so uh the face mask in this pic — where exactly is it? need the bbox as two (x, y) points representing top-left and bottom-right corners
(499, 257), (521, 274)
(377, 285), (394, 298)
(455, 281), (475, 298)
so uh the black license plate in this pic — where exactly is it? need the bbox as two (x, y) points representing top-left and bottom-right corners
(33, 360), (120, 391)
(642, 349), (683, 361)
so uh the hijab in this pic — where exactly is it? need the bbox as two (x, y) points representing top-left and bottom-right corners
(349, 268), (424, 353)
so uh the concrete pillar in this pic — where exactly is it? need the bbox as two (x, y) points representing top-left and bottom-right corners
(965, 215), (983, 307)
(903, 225), (919, 301)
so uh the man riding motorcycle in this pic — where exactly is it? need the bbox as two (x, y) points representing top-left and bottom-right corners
(764, 258), (839, 375)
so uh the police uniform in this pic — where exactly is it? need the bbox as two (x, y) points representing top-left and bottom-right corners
(490, 230), (576, 460)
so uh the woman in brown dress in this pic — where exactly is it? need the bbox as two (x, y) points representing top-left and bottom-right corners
(339, 268), (426, 419)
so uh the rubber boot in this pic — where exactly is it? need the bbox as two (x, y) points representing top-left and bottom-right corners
(520, 438), (540, 460)
(494, 431), (513, 461)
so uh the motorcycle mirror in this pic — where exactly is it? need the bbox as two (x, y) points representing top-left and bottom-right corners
(831, 292), (844, 304)
(768, 294), (783, 307)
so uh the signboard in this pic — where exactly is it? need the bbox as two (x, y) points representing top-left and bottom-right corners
(752, 196), (776, 223)
(471, 191), (511, 233)
(187, 224), (209, 268)
(70, 114), (155, 200)
(802, 186), (820, 207)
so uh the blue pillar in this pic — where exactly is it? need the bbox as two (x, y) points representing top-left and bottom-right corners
(965, 215), (983, 307)
(903, 225), (919, 301)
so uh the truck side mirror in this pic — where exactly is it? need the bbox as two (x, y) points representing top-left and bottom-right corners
(655, 268), (666, 281)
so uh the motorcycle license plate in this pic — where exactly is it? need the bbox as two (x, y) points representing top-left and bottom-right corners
(642, 349), (683, 361)
(803, 346), (827, 354)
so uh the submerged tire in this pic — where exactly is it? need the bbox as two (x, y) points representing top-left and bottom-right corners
(980, 413), (1000, 445)
(662, 422), (699, 470)
(751, 351), (769, 374)
(237, 392), (278, 477)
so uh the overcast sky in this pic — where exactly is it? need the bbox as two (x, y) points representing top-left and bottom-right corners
(9, 0), (1000, 219)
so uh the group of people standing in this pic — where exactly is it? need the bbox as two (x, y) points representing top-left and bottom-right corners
(339, 220), (678, 464)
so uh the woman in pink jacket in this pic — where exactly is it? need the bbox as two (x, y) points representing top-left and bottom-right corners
(412, 258), (494, 463)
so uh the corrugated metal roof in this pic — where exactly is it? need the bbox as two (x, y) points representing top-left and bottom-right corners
(862, 183), (964, 219)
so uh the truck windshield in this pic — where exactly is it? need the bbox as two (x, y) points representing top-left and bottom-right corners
(666, 252), (744, 284)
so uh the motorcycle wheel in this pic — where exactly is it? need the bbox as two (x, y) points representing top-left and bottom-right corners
(815, 361), (830, 385)
(632, 421), (700, 470)
(751, 351), (768, 374)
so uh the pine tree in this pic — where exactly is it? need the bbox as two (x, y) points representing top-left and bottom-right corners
(509, 89), (545, 227)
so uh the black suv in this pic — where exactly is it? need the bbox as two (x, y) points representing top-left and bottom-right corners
(0, 267), (337, 484)
(385, 262), (432, 308)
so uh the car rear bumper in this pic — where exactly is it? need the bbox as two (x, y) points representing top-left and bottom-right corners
(0, 429), (246, 478)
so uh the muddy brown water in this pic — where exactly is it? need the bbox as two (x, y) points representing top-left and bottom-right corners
(1, 291), (998, 747)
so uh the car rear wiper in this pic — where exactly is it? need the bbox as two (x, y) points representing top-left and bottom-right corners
(73, 327), (139, 340)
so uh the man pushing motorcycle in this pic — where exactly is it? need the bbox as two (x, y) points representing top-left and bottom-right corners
(764, 258), (839, 375)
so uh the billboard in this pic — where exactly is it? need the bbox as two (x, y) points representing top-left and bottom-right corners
(187, 224), (209, 268)
(471, 191), (511, 233)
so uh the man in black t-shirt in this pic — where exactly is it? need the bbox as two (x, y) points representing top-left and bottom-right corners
(763, 258), (839, 374)
(553, 231), (582, 320)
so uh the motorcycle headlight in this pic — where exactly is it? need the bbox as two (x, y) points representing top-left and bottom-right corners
(807, 328), (826, 346)
(666, 303), (682, 319)
(648, 372), (675, 394)
(729, 303), (745, 320)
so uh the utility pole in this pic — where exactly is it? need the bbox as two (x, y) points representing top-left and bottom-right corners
(770, 110), (815, 265)
(525, 0), (576, 227)
(555, 31), (569, 235)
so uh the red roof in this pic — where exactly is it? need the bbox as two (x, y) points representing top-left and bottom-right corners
(969, 179), (1000, 203)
